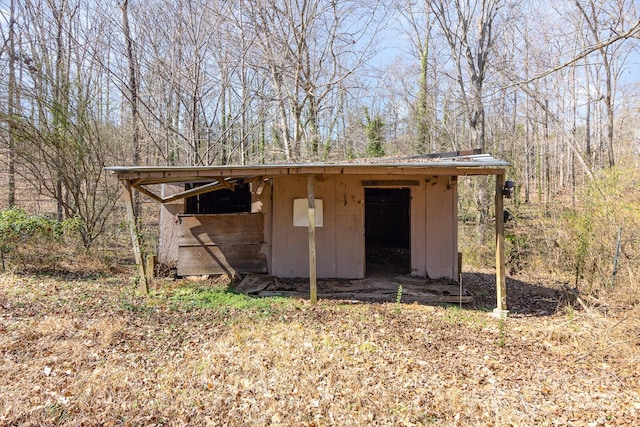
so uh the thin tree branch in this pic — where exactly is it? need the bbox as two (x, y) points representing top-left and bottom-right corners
(509, 19), (640, 88)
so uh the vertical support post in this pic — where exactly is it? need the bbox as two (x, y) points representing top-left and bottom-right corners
(494, 173), (507, 318)
(146, 253), (156, 281)
(307, 175), (318, 304)
(121, 179), (148, 294)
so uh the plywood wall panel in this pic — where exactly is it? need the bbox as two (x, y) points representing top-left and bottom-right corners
(335, 176), (365, 278)
(253, 180), (272, 273)
(271, 176), (313, 277)
(425, 177), (457, 279)
(272, 175), (365, 278)
(177, 213), (267, 276)
(411, 182), (427, 277)
(157, 184), (184, 266)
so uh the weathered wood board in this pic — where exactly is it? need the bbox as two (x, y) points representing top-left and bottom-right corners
(178, 214), (264, 245)
(256, 290), (472, 303)
(178, 244), (267, 276)
(177, 214), (267, 276)
(231, 274), (472, 304)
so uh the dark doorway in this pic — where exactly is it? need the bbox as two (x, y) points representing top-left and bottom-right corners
(365, 188), (411, 276)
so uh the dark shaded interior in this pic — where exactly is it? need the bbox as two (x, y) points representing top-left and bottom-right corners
(364, 188), (411, 276)
(185, 182), (251, 214)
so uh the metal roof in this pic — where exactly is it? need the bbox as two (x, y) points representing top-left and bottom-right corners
(105, 152), (509, 183)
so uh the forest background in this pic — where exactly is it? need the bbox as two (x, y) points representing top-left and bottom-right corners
(0, 0), (639, 304)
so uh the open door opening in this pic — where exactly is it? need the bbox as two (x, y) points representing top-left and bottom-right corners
(365, 188), (411, 277)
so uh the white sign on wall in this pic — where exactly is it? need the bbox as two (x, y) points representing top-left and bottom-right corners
(293, 198), (323, 227)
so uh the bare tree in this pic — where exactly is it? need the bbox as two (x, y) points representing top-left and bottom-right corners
(430, 0), (501, 151)
(573, 0), (638, 168)
(395, 0), (439, 153)
(0, 0), (124, 247)
(246, 0), (384, 161)
(120, 0), (142, 216)
(5, 0), (17, 207)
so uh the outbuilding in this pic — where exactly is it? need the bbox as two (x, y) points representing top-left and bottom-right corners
(107, 150), (509, 317)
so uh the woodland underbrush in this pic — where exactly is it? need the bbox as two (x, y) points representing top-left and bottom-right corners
(460, 166), (640, 310)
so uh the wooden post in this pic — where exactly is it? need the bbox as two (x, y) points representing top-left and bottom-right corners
(494, 173), (507, 318)
(121, 179), (148, 294)
(307, 175), (318, 304)
(146, 254), (156, 281)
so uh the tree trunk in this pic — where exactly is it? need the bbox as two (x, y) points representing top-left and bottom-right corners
(53, 0), (70, 221)
(416, 38), (430, 153)
(7, 0), (17, 207)
(121, 0), (141, 216)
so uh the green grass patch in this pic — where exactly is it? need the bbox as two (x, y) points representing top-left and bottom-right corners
(168, 284), (296, 314)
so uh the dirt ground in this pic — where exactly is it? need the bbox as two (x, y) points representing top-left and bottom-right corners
(1, 271), (639, 426)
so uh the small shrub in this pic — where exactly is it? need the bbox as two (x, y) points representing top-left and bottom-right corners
(561, 167), (640, 301)
(0, 207), (82, 271)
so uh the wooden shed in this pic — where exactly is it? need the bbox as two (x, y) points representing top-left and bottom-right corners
(107, 151), (510, 317)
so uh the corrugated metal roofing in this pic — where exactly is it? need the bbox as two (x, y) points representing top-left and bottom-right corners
(105, 153), (509, 180)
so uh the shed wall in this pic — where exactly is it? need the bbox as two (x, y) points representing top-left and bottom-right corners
(158, 184), (184, 266)
(270, 174), (457, 280)
(160, 174), (458, 280)
(271, 175), (354, 277)
(251, 179), (272, 271)
(424, 176), (458, 279)
(177, 213), (267, 276)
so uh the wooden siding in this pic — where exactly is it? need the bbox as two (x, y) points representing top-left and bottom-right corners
(157, 184), (184, 266)
(271, 175), (337, 277)
(425, 177), (457, 279)
(252, 180), (272, 274)
(335, 176), (365, 278)
(166, 175), (458, 280)
(270, 174), (457, 280)
(177, 214), (267, 276)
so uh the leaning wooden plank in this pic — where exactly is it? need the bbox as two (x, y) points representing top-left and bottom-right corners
(162, 181), (226, 203)
(133, 184), (164, 203)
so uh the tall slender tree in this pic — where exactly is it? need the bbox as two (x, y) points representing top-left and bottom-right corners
(430, 0), (500, 151)
(120, 0), (141, 216)
(6, 0), (17, 207)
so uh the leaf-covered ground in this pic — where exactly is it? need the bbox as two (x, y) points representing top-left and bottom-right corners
(1, 272), (639, 426)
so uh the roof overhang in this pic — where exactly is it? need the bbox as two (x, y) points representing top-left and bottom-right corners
(106, 152), (509, 204)
(107, 153), (508, 184)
